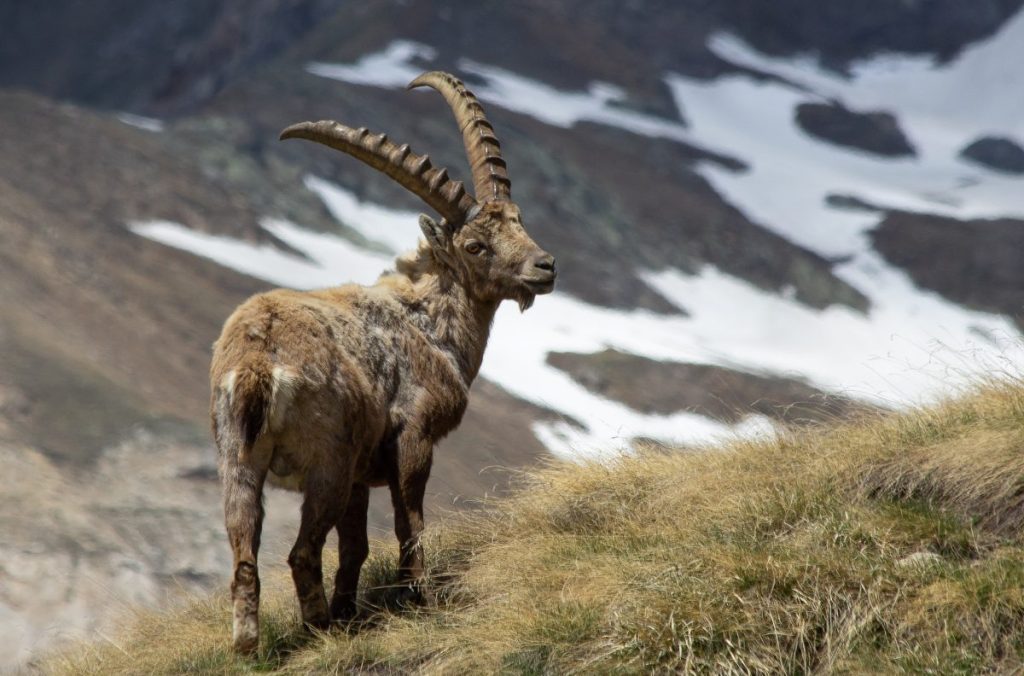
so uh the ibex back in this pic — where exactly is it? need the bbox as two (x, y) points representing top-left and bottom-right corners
(210, 71), (556, 654)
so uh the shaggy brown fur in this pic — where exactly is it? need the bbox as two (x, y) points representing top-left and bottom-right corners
(210, 73), (555, 655)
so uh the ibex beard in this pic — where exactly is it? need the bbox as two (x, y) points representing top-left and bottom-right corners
(210, 71), (556, 655)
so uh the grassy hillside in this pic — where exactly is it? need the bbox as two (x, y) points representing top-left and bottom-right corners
(49, 380), (1024, 674)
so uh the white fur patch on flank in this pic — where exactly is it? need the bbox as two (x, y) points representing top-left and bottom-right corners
(221, 370), (238, 405)
(269, 366), (300, 432)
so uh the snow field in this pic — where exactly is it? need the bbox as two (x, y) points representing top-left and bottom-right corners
(131, 19), (1024, 456)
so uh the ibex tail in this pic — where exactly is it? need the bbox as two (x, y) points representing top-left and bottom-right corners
(216, 355), (299, 462)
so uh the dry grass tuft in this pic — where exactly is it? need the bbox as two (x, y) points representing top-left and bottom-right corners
(46, 380), (1024, 674)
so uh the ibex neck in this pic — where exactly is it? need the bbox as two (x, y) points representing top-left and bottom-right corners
(416, 274), (498, 386)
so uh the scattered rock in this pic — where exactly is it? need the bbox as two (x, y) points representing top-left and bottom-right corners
(795, 101), (916, 157)
(546, 349), (869, 424)
(959, 136), (1024, 174)
(178, 464), (219, 481)
(825, 193), (886, 212)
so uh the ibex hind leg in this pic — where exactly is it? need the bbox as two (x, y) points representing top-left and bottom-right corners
(289, 465), (350, 630)
(216, 357), (278, 654)
(219, 436), (271, 656)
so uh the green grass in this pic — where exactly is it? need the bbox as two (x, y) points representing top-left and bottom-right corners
(47, 380), (1024, 674)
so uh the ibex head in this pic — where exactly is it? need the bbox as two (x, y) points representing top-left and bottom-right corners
(280, 71), (556, 311)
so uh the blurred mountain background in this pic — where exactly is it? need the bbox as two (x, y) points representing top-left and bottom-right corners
(2, 0), (1023, 666)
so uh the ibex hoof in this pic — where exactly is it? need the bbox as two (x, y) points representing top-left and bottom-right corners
(232, 601), (260, 656)
(393, 583), (424, 608)
(330, 598), (358, 623)
(309, 620), (332, 632)
(232, 630), (259, 657)
(303, 613), (332, 632)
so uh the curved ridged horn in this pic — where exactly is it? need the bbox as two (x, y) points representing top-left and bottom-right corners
(408, 71), (511, 202)
(280, 121), (477, 225)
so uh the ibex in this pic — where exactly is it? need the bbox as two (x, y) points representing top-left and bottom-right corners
(210, 71), (556, 654)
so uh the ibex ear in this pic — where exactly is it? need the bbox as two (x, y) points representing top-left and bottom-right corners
(419, 214), (451, 250)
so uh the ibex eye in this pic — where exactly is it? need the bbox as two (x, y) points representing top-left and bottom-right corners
(465, 242), (484, 255)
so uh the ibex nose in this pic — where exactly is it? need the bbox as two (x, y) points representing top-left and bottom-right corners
(533, 253), (556, 276)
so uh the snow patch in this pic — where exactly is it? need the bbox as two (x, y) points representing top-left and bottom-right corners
(304, 175), (421, 254)
(306, 41), (436, 89)
(130, 172), (1024, 460)
(305, 39), (704, 148)
(116, 113), (165, 133)
(708, 11), (1024, 163)
(129, 219), (391, 289)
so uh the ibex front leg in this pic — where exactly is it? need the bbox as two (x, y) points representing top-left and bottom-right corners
(389, 436), (432, 603)
(330, 482), (370, 622)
